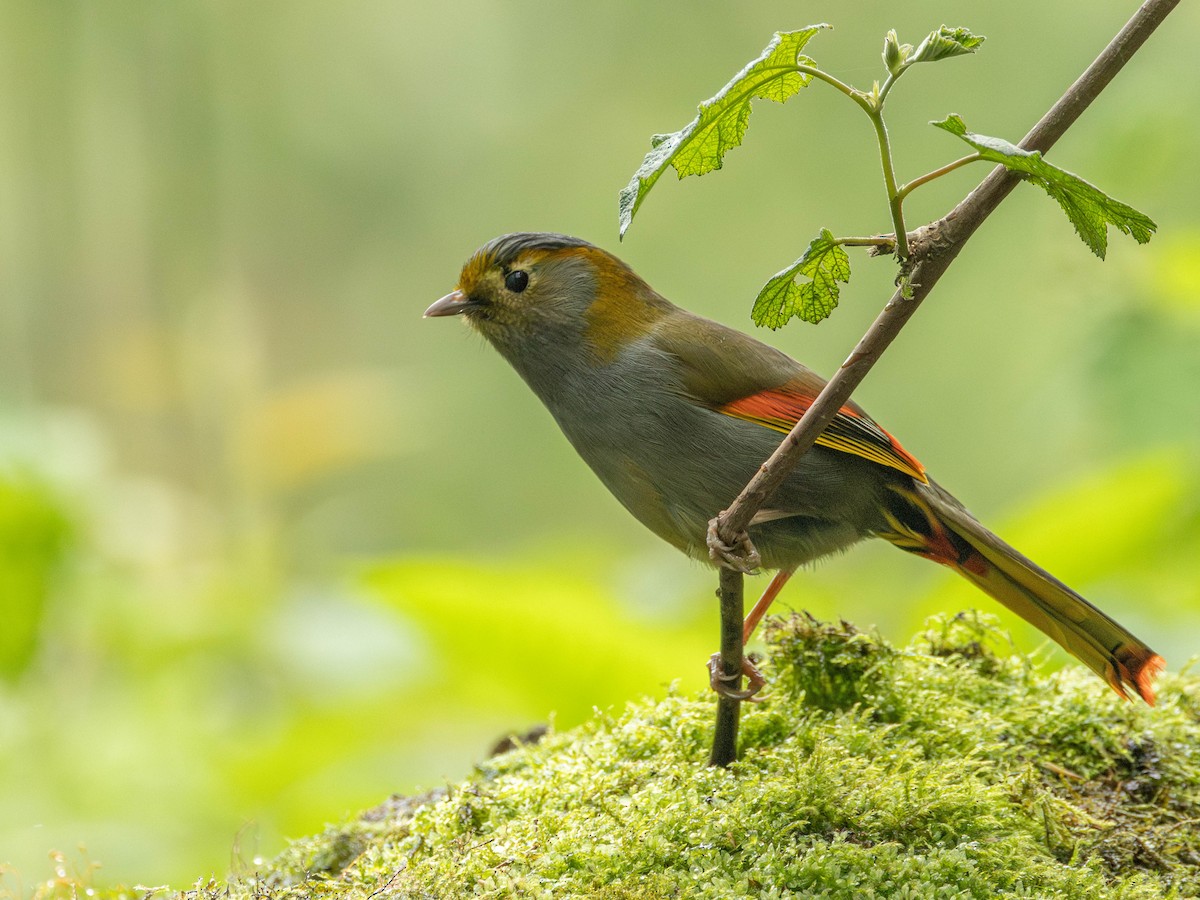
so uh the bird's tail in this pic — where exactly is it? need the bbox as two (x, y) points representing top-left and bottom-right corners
(878, 479), (1164, 705)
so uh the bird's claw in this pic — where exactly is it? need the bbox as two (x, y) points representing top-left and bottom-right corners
(706, 519), (761, 574)
(707, 652), (767, 702)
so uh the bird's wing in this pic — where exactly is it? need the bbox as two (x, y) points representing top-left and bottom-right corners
(716, 378), (927, 482)
(649, 311), (927, 483)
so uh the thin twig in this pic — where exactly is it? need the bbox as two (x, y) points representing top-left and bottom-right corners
(706, 0), (1180, 765)
(896, 153), (982, 202)
(836, 236), (896, 250)
(795, 64), (871, 113)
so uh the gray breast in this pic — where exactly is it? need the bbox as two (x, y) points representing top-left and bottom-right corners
(536, 344), (890, 569)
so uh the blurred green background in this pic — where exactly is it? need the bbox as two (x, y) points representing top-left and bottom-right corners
(1, 0), (1198, 890)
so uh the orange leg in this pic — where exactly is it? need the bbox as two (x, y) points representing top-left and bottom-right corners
(742, 567), (796, 644)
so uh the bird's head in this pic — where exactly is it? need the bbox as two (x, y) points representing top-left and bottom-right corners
(426, 232), (673, 362)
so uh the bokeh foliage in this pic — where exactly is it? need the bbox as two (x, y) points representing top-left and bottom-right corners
(0, 0), (1198, 890)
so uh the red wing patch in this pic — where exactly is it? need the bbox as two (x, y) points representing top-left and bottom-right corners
(718, 384), (927, 483)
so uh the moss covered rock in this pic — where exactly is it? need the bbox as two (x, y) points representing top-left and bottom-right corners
(171, 615), (1200, 897)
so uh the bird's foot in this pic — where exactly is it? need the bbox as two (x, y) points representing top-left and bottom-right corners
(706, 519), (761, 574)
(707, 652), (766, 702)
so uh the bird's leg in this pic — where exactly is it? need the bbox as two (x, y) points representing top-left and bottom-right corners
(743, 567), (796, 644)
(706, 518), (761, 574)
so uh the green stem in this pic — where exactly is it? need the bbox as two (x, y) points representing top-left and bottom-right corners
(836, 236), (896, 249)
(897, 153), (982, 202)
(868, 110), (908, 263)
(797, 64), (907, 261)
(875, 70), (901, 108)
(795, 64), (873, 115)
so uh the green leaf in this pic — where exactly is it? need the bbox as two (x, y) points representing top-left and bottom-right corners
(907, 26), (985, 66)
(752, 229), (851, 328)
(618, 25), (828, 238)
(933, 114), (1156, 258)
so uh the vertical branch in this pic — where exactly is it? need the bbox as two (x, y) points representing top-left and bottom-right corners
(709, 568), (744, 767)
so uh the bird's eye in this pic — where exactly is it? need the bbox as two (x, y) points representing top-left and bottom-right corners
(504, 270), (529, 293)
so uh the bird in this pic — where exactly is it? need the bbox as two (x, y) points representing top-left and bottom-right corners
(425, 232), (1164, 705)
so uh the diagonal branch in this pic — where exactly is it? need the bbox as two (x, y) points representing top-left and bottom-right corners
(707, 0), (1180, 767)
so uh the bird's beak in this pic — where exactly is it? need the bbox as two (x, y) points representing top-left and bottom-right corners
(424, 289), (475, 318)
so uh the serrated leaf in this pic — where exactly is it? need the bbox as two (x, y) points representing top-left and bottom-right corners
(933, 114), (1156, 258)
(907, 26), (985, 65)
(752, 229), (851, 328)
(618, 25), (828, 238)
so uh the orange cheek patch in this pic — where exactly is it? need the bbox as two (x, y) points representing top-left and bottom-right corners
(583, 254), (673, 363)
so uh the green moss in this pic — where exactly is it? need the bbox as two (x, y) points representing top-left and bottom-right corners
(47, 614), (1200, 898)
